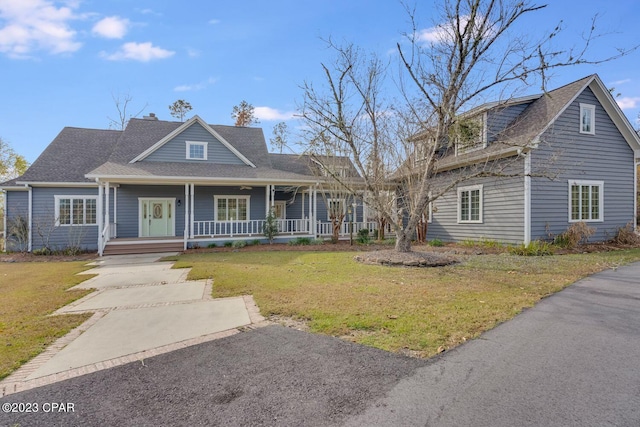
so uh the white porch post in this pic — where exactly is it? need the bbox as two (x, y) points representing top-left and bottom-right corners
(97, 182), (104, 255)
(184, 184), (189, 249)
(265, 185), (270, 216)
(113, 186), (118, 237)
(270, 185), (275, 209)
(313, 185), (318, 237)
(104, 182), (110, 243)
(190, 183), (195, 239)
(307, 188), (312, 233)
(27, 185), (32, 252)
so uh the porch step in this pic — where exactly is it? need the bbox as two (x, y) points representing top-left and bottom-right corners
(103, 241), (184, 256)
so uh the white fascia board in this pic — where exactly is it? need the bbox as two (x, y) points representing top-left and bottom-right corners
(129, 115), (256, 167)
(0, 185), (29, 191)
(14, 181), (99, 188)
(82, 174), (319, 186)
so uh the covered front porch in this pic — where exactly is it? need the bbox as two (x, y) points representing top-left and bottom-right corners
(96, 181), (376, 255)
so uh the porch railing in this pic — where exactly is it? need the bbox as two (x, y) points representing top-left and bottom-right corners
(193, 219), (313, 238)
(191, 219), (387, 239)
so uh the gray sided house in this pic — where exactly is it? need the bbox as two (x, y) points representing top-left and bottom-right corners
(1, 115), (367, 255)
(421, 74), (640, 244)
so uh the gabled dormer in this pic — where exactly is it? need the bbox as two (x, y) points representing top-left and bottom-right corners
(130, 115), (256, 167)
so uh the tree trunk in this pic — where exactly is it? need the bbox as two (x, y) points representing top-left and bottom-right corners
(376, 216), (386, 241)
(395, 230), (412, 253)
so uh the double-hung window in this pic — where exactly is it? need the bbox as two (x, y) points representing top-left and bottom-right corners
(186, 141), (208, 160)
(569, 180), (603, 222)
(580, 104), (595, 135)
(55, 196), (97, 226)
(215, 196), (249, 221)
(457, 185), (483, 223)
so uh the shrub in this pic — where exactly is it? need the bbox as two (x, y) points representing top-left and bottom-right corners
(509, 240), (554, 256)
(356, 228), (371, 244)
(251, 239), (262, 246)
(223, 242), (233, 248)
(289, 237), (312, 246)
(207, 243), (217, 248)
(311, 238), (325, 245)
(232, 240), (247, 249)
(553, 222), (596, 248)
(609, 222), (640, 246)
(429, 238), (444, 247)
(32, 248), (53, 256)
(263, 209), (278, 244)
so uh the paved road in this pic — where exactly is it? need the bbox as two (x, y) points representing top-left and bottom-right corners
(1, 262), (639, 426)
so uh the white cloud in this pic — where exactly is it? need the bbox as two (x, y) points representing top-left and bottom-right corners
(616, 96), (640, 110)
(0, 0), (82, 58)
(254, 106), (296, 121)
(208, 19), (221, 25)
(101, 41), (175, 62)
(92, 16), (129, 39)
(174, 77), (218, 92)
(417, 15), (493, 45)
(610, 78), (631, 86)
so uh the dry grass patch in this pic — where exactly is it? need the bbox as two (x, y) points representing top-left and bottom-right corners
(0, 262), (94, 379)
(175, 249), (640, 358)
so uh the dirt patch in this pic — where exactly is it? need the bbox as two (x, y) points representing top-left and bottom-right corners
(354, 249), (459, 267)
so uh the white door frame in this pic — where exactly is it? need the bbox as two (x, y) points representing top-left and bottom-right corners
(138, 197), (176, 237)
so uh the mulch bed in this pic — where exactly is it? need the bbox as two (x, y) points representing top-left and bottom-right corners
(354, 249), (459, 267)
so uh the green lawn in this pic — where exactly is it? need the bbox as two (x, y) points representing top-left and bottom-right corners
(173, 249), (640, 357)
(0, 262), (93, 380)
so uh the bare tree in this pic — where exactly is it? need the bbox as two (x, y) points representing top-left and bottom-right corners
(301, 0), (636, 253)
(108, 92), (147, 130)
(232, 100), (259, 127)
(169, 99), (193, 122)
(270, 122), (289, 153)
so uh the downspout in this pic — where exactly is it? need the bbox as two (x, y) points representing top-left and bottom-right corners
(27, 185), (32, 252)
(524, 152), (532, 246)
(635, 159), (638, 229)
(2, 190), (6, 251)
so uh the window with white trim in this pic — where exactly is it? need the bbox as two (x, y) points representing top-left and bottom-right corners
(579, 104), (595, 135)
(186, 141), (208, 160)
(454, 114), (487, 156)
(569, 180), (603, 222)
(457, 185), (483, 223)
(55, 196), (97, 226)
(214, 196), (249, 221)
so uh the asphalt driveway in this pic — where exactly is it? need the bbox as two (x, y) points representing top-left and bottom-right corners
(1, 262), (639, 426)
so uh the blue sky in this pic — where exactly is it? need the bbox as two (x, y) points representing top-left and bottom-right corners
(2, 0), (640, 163)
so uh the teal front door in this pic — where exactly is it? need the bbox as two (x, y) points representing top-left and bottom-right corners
(140, 199), (175, 237)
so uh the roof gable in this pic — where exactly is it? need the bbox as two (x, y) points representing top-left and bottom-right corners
(130, 115), (256, 167)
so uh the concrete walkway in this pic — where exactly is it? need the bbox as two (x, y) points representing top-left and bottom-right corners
(1, 253), (267, 396)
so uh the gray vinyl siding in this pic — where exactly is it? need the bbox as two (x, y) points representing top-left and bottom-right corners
(193, 186), (266, 222)
(116, 185), (185, 238)
(426, 157), (525, 244)
(530, 87), (636, 242)
(4, 191), (29, 251)
(486, 102), (533, 143)
(31, 187), (102, 251)
(143, 122), (246, 165)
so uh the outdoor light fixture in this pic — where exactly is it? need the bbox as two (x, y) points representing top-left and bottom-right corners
(177, 199), (182, 207)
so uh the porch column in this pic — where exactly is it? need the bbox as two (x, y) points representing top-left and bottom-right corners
(184, 184), (189, 249)
(307, 188), (312, 233)
(270, 185), (275, 209)
(97, 182), (104, 255)
(190, 184), (195, 239)
(313, 185), (318, 236)
(265, 185), (270, 216)
(104, 182), (110, 243)
(113, 186), (117, 237)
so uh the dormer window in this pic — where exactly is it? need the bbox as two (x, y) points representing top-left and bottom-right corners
(453, 113), (487, 156)
(580, 103), (595, 135)
(186, 141), (208, 160)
